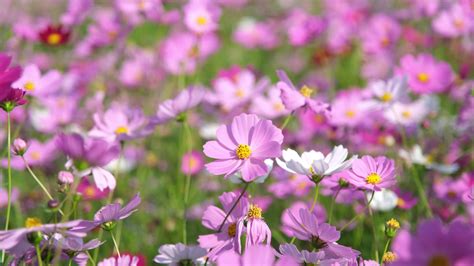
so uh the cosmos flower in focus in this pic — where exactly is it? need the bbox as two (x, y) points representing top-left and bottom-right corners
(236, 203), (271, 252)
(87, 193), (141, 231)
(203, 113), (283, 182)
(38, 24), (71, 46)
(347, 155), (396, 191)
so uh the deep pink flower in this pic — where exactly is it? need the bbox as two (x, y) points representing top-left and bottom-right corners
(0, 53), (22, 88)
(397, 54), (454, 94)
(236, 203), (271, 252)
(347, 155), (396, 191)
(203, 113), (283, 182)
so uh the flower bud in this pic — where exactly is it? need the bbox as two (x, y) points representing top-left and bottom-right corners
(101, 221), (117, 231)
(12, 138), (27, 156)
(47, 199), (60, 210)
(58, 171), (74, 185)
(385, 218), (400, 238)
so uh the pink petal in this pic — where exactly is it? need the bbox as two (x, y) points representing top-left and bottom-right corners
(203, 140), (234, 159)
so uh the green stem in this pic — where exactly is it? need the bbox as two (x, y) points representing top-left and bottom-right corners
(309, 183), (320, 212)
(280, 113), (293, 130)
(217, 182), (250, 232)
(110, 231), (121, 257)
(22, 157), (64, 215)
(182, 122), (193, 244)
(366, 192), (379, 262)
(86, 251), (97, 266)
(36, 243), (44, 266)
(380, 238), (392, 264)
(328, 188), (342, 224)
(340, 191), (375, 231)
(1, 112), (12, 263)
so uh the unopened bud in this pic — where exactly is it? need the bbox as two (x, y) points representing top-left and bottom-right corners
(385, 218), (400, 238)
(47, 199), (60, 210)
(12, 138), (27, 156)
(58, 171), (74, 185)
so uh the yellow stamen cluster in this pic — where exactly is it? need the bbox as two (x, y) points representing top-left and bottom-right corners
(235, 88), (245, 98)
(401, 111), (411, 118)
(114, 126), (129, 135)
(299, 85), (314, 98)
(228, 223), (236, 237)
(247, 204), (262, 219)
(382, 252), (397, 263)
(196, 16), (208, 26)
(417, 72), (429, 83)
(380, 92), (393, 102)
(30, 151), (41, 160)
(25, 217), (42, 228)
(386, 218), (400, 230)
(24, 81), (35, 91)
(236, 144), (251, 159)
(47, 33), (62, 45)
(345, 110), (356, 118)
(366, 173), (382, 185)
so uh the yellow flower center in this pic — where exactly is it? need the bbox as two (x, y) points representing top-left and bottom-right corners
(247, 204), (262, 219)
(386, 218), (400, 230)
(186, 157), (198, 169)
(314, 114), (324, 123)
(273, 102), (284, 111)
(380, 92), (393, 102)
(138, 0), (146, 10)
(188, 46), (200, 58)
(417, 73), (429, 83)
(235, 88), (245, 98)
(345, 110), (356, 118)
(24, 81), (35, 91)
(25, 217), (42, 228)
(428, 255), (450, 266)
(114, 126), (129, 135)
(47, 33), (62, 45)
(31, 151), (41, 160)
(196, 16), (208, 26)
(381, 37), (390, 47)
(84, 186), (96, 198)
(397, 198), (405, 208)
(297, 181), (307, 190)
(236, 144), (251, 159)
(382, 252), (397, 263)
(299, 85), (314, 98)
(401, 110), (411, 118)
(366, 172), (381, 185)
(227, 223), (236, 237)
(454, 19), (464, 29)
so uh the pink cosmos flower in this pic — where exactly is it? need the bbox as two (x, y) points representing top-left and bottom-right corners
(60, 0), (92, 26)
(217, 244), (298, 266)
(198, 191), (249, 260)
(184, 0), (220, 34)
(433, 4), (474, 38)
(392, 219), (474, 266)
(396, 54), (454, 94)
(181, 151), (204, 175)
(12, 64), (62, 98)
(89, 105), (150, 142)
(329, 91), (371, 127)
(250, 86), (289, 119)
(276, 70), (330, 115)
(98, 255), (140, 266)
(151, 86), (206, 125)
(233, 18), (279, 49)
(361, 14), (401, 54)
(347, 155), (396, 191)
(236, 203), (271, 252)
(284, 9), (325, 47)
(203, 113), (283, 182)
(212, 67), (269, 111)
(383, 96), (435, 126)
(281, 202), (326, 237)
(0, 53), (22, 88)
(288, 208), (360, 259)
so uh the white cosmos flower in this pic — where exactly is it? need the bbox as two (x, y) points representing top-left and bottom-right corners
(369, 189), (398, 212)
(154, 243), (206, 265)
(399, 145), (459, 174)
(276, 145), (356, 178)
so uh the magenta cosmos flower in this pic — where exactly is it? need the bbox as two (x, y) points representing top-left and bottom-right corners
(203, 113), (283, 182)
(397, 54), (454, 94)
(347, 155), (396, 191)
(198, 191), (249, 260)
(392, 219), (474, 266)
(276, 70), (330, 115)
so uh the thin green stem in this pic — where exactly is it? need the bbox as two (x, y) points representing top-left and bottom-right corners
(22, 157), (64, 215)
(381, 238), (392, 264)
(280, 113), (293, 130)
(309, 183), (320, 212)
(110, 231), (121, 257)
(218, 182), (250, 232)
(182, 122), (193, 244)
(2, 112), (12, 263)
(366, 192), (379, 262)
(86, 251), (97, 266)
(36, 244), (43, 266)
(339, 191), (375, 232)
(328, 188), (342, 224)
